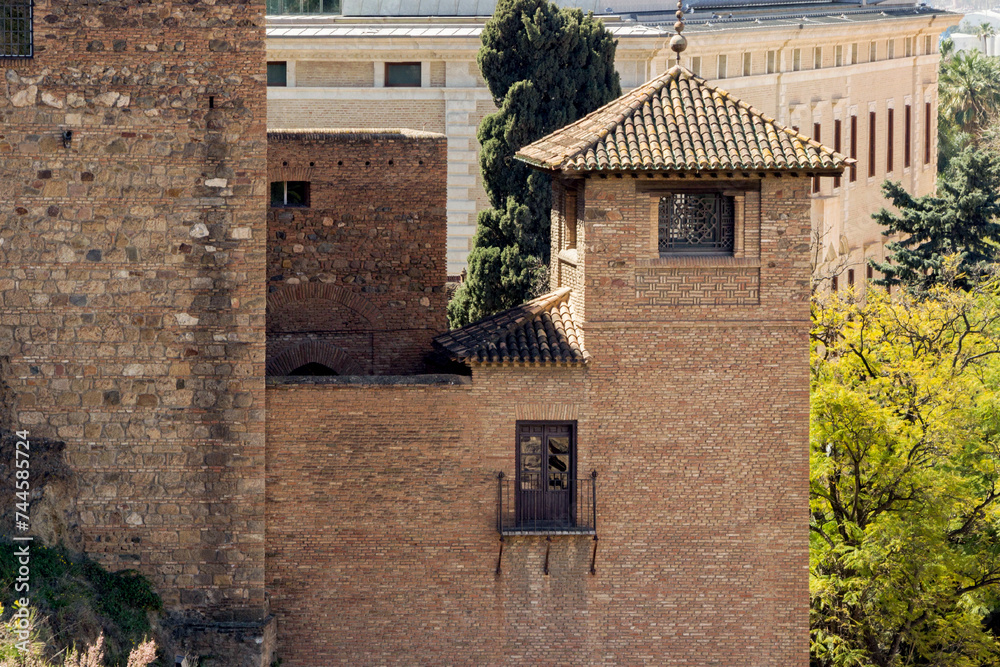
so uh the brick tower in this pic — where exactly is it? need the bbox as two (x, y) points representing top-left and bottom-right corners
(263, 61), (848, 666)
(0, 1), (270, 661)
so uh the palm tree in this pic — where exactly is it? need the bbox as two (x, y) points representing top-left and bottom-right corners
(974, 21), (997, 54)
(939, 49), (1000, 136)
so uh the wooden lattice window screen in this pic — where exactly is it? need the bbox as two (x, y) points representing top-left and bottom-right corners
(658, 193), (735, 253)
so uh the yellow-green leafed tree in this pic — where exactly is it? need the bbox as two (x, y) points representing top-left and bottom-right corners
(810, 277), (1000, 667)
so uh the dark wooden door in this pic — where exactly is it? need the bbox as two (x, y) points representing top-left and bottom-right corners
(516, 423), (575, 528)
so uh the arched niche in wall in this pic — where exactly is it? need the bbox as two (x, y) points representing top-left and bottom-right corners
(265, 340), (365, 377)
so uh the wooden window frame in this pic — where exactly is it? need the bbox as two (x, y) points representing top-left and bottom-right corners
(515, 421), (577, 529)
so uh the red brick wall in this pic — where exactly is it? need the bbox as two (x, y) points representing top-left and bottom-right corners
(574, 177), (809, 323)
(264, 173), (810, 665)
(266, 130), (448, 375)
(0, 0), (268, 624)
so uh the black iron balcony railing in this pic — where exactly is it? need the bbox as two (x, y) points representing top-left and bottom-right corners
(496, 470), (597, 535)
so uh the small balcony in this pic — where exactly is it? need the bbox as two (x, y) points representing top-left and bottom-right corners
(496, 471), (597, 536)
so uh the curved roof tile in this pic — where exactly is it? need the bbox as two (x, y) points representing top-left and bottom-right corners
(516, 65), (851, 174)
(433, 288), (589, 366)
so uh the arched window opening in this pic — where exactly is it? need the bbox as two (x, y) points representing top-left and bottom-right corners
(289, 362), (338, 376)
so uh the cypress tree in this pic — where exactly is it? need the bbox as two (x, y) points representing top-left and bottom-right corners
(447, 0), (620, 327)
(870, 146), (1000, 291)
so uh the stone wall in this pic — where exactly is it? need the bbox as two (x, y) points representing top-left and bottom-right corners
(0, 0), (270, 662)
(266, 130), (448, 375)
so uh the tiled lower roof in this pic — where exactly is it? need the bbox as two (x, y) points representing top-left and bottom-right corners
(516, 65), (850, 174)
(433, 287), (588, 365)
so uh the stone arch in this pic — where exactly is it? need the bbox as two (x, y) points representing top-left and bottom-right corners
(267, 283), (383, 328)
(266, 340), (365, 377)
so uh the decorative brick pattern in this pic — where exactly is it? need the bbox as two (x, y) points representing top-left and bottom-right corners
(635, 266), (760, 305)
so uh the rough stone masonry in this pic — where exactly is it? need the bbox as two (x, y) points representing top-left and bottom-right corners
(0, 0), (271, 661)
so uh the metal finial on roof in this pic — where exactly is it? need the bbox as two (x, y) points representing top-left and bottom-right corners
(669, 0), (687, 65)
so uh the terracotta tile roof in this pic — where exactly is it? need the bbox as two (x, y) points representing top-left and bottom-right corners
(516, 65), (850, 174)
(433, 287), (588, 365)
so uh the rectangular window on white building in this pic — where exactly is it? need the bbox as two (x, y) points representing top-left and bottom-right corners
(904, 36), (913, 57)
(385, 62), (422, 87)
(718, 54), (728, 79)
(793, 48), (801, 71)
(869, 41), (877, 62)
(835, 45), (843, 67)
(691, 56), (702, 77)
(887, 40), (895, 59)
(924, 35), (933, 54)
(851, 42), (859, 65)
(743, 52), (751, 76)
(766, 50), (776, 74)
(814, 47), (822, 69)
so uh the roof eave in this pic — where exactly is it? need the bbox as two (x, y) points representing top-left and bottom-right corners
(547, 165), (850, 177)
(463, 357), (591, 367)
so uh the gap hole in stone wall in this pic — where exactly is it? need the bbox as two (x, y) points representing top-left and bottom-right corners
(388, 160), (393, 165)
(309, 161), (315, 167)
(282, 161), (288, 166)
(365, 160), (370, 166)
(209, 96), (214, 109)
(337, 160), (343, 165)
